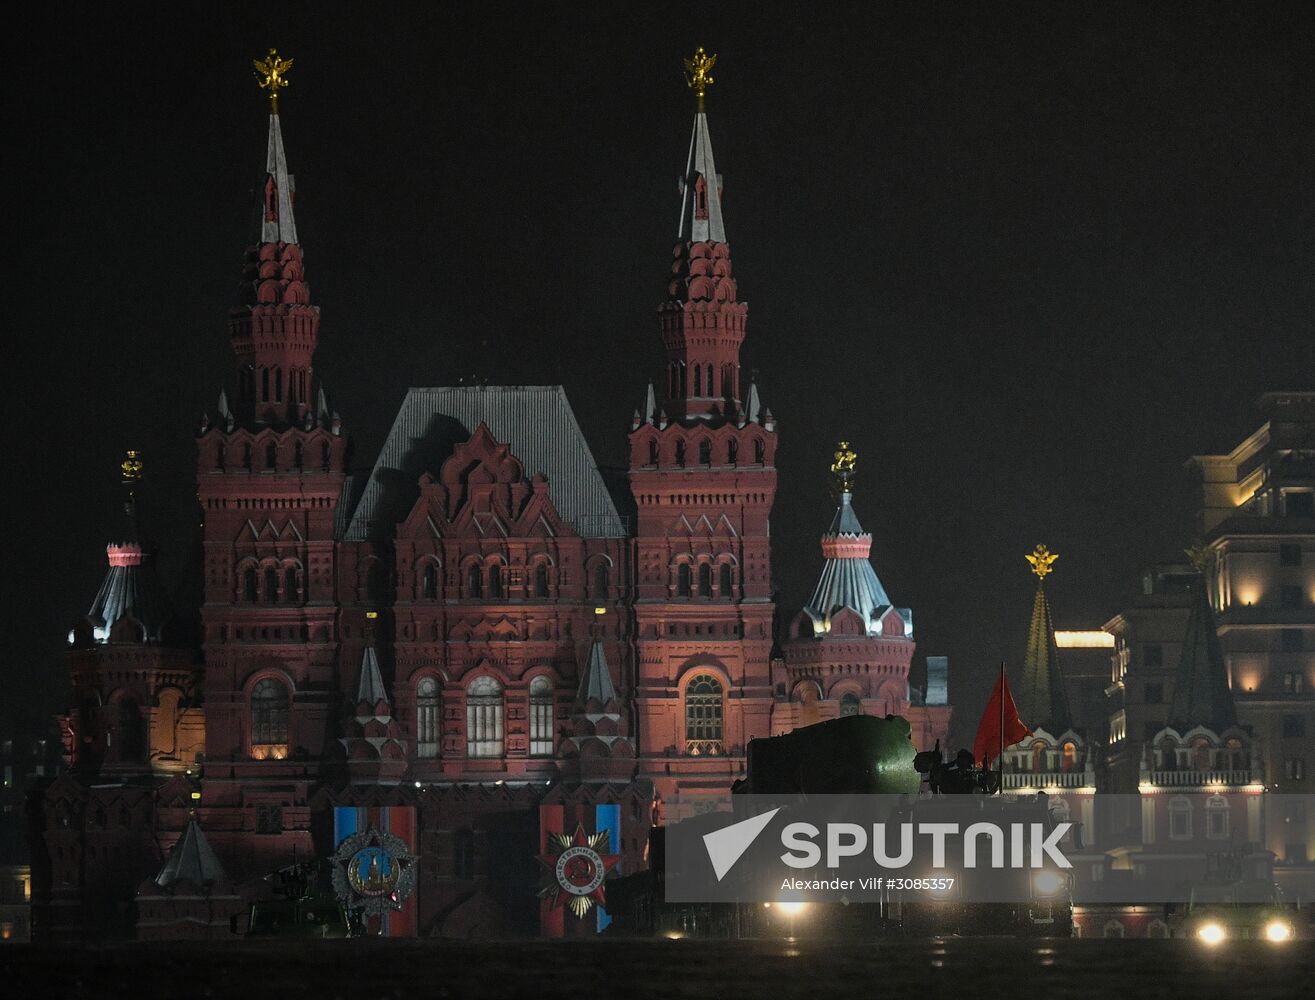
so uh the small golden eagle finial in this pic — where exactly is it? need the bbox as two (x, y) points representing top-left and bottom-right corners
(1026, 544), (1058, 580)
(684, 47), (717, 110)
(830, 441), (858, 494)
(1184, 544), (1212, 574)
(120, 450), (144, 484)
(254, 48), (293, 113)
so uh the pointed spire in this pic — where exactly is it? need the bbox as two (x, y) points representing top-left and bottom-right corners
(1016, 546), (1072, 734)
(355, 634), (390, 710)
(577, 638), (619, 708)
(255, 49), (298, 244)
(155, 819), (230, 888)
(644, 380), (656, 424)
(677, 48), (726, 244)
(746, 379), (762, 424)
(316, 385), (330, 425)
(1168, 568), (1237, 733)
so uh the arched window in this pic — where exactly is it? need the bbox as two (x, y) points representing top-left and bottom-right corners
(685, 675), (723, 755)
(727, 439), (737, 465)
(116, 698), (144, 762)
(264, 568), (279, 604)
(265, 442), (277, 469)
(698, 563), (713, 598)
(1031, 742), (1048, 773)
(1168, 797), (1192, 840)
(675, 440), (686, 467)
(698, 439), (712, 464)
(293, 441), (303, 469)
(250, 679), (289, 757)
(416, 676), (440, 759)
(273, 366), (282, 403)
(261, 367), (269, 402)
(529, 676), (554, 757)
(677, 563), (692, 598)
(754, 439), (765, 464)
(592, 562), (610, 600)
(284, 567), (298, 603)
(216, 442), (226, 470)
(1103, 920), (1125, 939)
(466, 676), (503, 758)
(693, 364), (702, 397)
(1147, 920), (1169, 939)
(719, 563), (733, 599)
(488, 563), (504, 599)
(648, 439), (659, 465)
(840, 692), (862, 717)
(243, 443), (253, 470)
(243, 568), (258, 603)
(321, 442), (331, 470)
(467, 563), (483, 599)
(1062, 741), (1077, 772)
(1206, 796), (1230, 839)
(422, 563), (439, 600)
(533, 562), (550, 598)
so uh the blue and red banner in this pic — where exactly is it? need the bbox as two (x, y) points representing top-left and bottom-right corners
(539, 801), (623, 937)
(333, 805), (417, 937)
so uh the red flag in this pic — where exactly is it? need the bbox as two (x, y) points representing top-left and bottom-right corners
(973, 666), (1031, 768)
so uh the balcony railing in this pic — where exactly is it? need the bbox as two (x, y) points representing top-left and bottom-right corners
(1142, 769), (1253, 787)
(686, 740), (724, 757)
(1002, 771), (1090, 789)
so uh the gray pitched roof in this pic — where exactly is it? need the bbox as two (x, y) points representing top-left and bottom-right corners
(804, 494), (910, 637)
(342, 386), (626, 540)
(85, 546), (172, 644)
(677, 111), (726, 243)
(155, 819), (229, 887)
(1168, 576), (1237, 732)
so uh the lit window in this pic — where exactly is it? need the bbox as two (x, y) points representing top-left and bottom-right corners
(250, 679), (290, 758)
(685, 675), (723, 755)
(416, 677), (440, 759)
(466, 677), (504, 758)
(529, 676), (554, 757)
(839, 693), (862, 717)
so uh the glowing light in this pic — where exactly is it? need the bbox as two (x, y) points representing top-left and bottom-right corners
(1033, 871), (1065, 896)
(1197, 922), (1226, 945)
(1055, 631), (1115, 648)
(190, 791), (201, 801)
(1138, 781), (1154, 793)
(594, 607), (606, 616)
(664, 931), (685, 940)
(1264, 920), (1293, 942)
(775, 901), (808, 917)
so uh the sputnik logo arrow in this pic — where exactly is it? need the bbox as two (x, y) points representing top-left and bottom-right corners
(702, 807), (781, 881)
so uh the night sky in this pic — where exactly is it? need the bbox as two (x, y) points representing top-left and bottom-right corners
(5, 3), (1312, 743)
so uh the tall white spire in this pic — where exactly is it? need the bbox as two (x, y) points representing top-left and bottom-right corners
(677, 111), (726, 243)
(262, 113), (299, 244)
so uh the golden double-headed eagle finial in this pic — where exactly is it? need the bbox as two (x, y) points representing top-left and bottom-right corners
(830, 441), (857, 494)
(254, 48), (294, 113)
(684, 47), (717, 110)
(120, 450), (144, 484)
(1026, 544), (1058, 580)
(1184, 544), (1212, 574)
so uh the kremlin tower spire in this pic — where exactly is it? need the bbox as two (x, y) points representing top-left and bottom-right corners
(1016, 545), (1072, 734)
(657, 48), (749, 421)
(1167, 548), (1237, 733)
(227, 49), (320, 427)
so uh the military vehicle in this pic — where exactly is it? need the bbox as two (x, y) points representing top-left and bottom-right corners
(243, 860), (352, 939)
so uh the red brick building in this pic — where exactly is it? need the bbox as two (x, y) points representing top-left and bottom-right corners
(33, 67), (952, 940)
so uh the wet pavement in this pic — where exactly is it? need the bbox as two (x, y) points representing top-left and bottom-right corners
(3, 937), (1311, 999)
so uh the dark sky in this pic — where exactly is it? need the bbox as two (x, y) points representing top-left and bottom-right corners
(4, 2), (1312, 742)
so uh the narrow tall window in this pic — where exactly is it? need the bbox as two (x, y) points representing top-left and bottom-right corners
(648, 440), (659, 466)
(685, 675), (723, 754)
(677, 563), (692, 598)
(264, 568), (279, 604)
(284, 567), (298, 603)
(416, 676), (440, 759)
(693, 364), (702, 397)
(529, 676), (554, 757)
(466, 677), (504, 757)
(251, 679), (289, 757)
(592, 562), (609, 600)
(534, 562), (550, 598)
(265, 442), (277, 469)
(698, 563), (713, 598)
(116, 699), (144, 762)
(754, 439), (765, 464)
(675, 440), (686, 466)
(727, 439), (737, 465)
(293, 441), (303, 469)
(365, 561), (385, 604)
(422, 563), (439, 600)
(488, 563), (504, 599)
(698, 439), (711, 464)
(243, 568), (258, 603)
(719, 563), (733, 598)
(261, 367), (270, 402)
(467, 564), (483, 599)
(273, 366), (282, 403)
